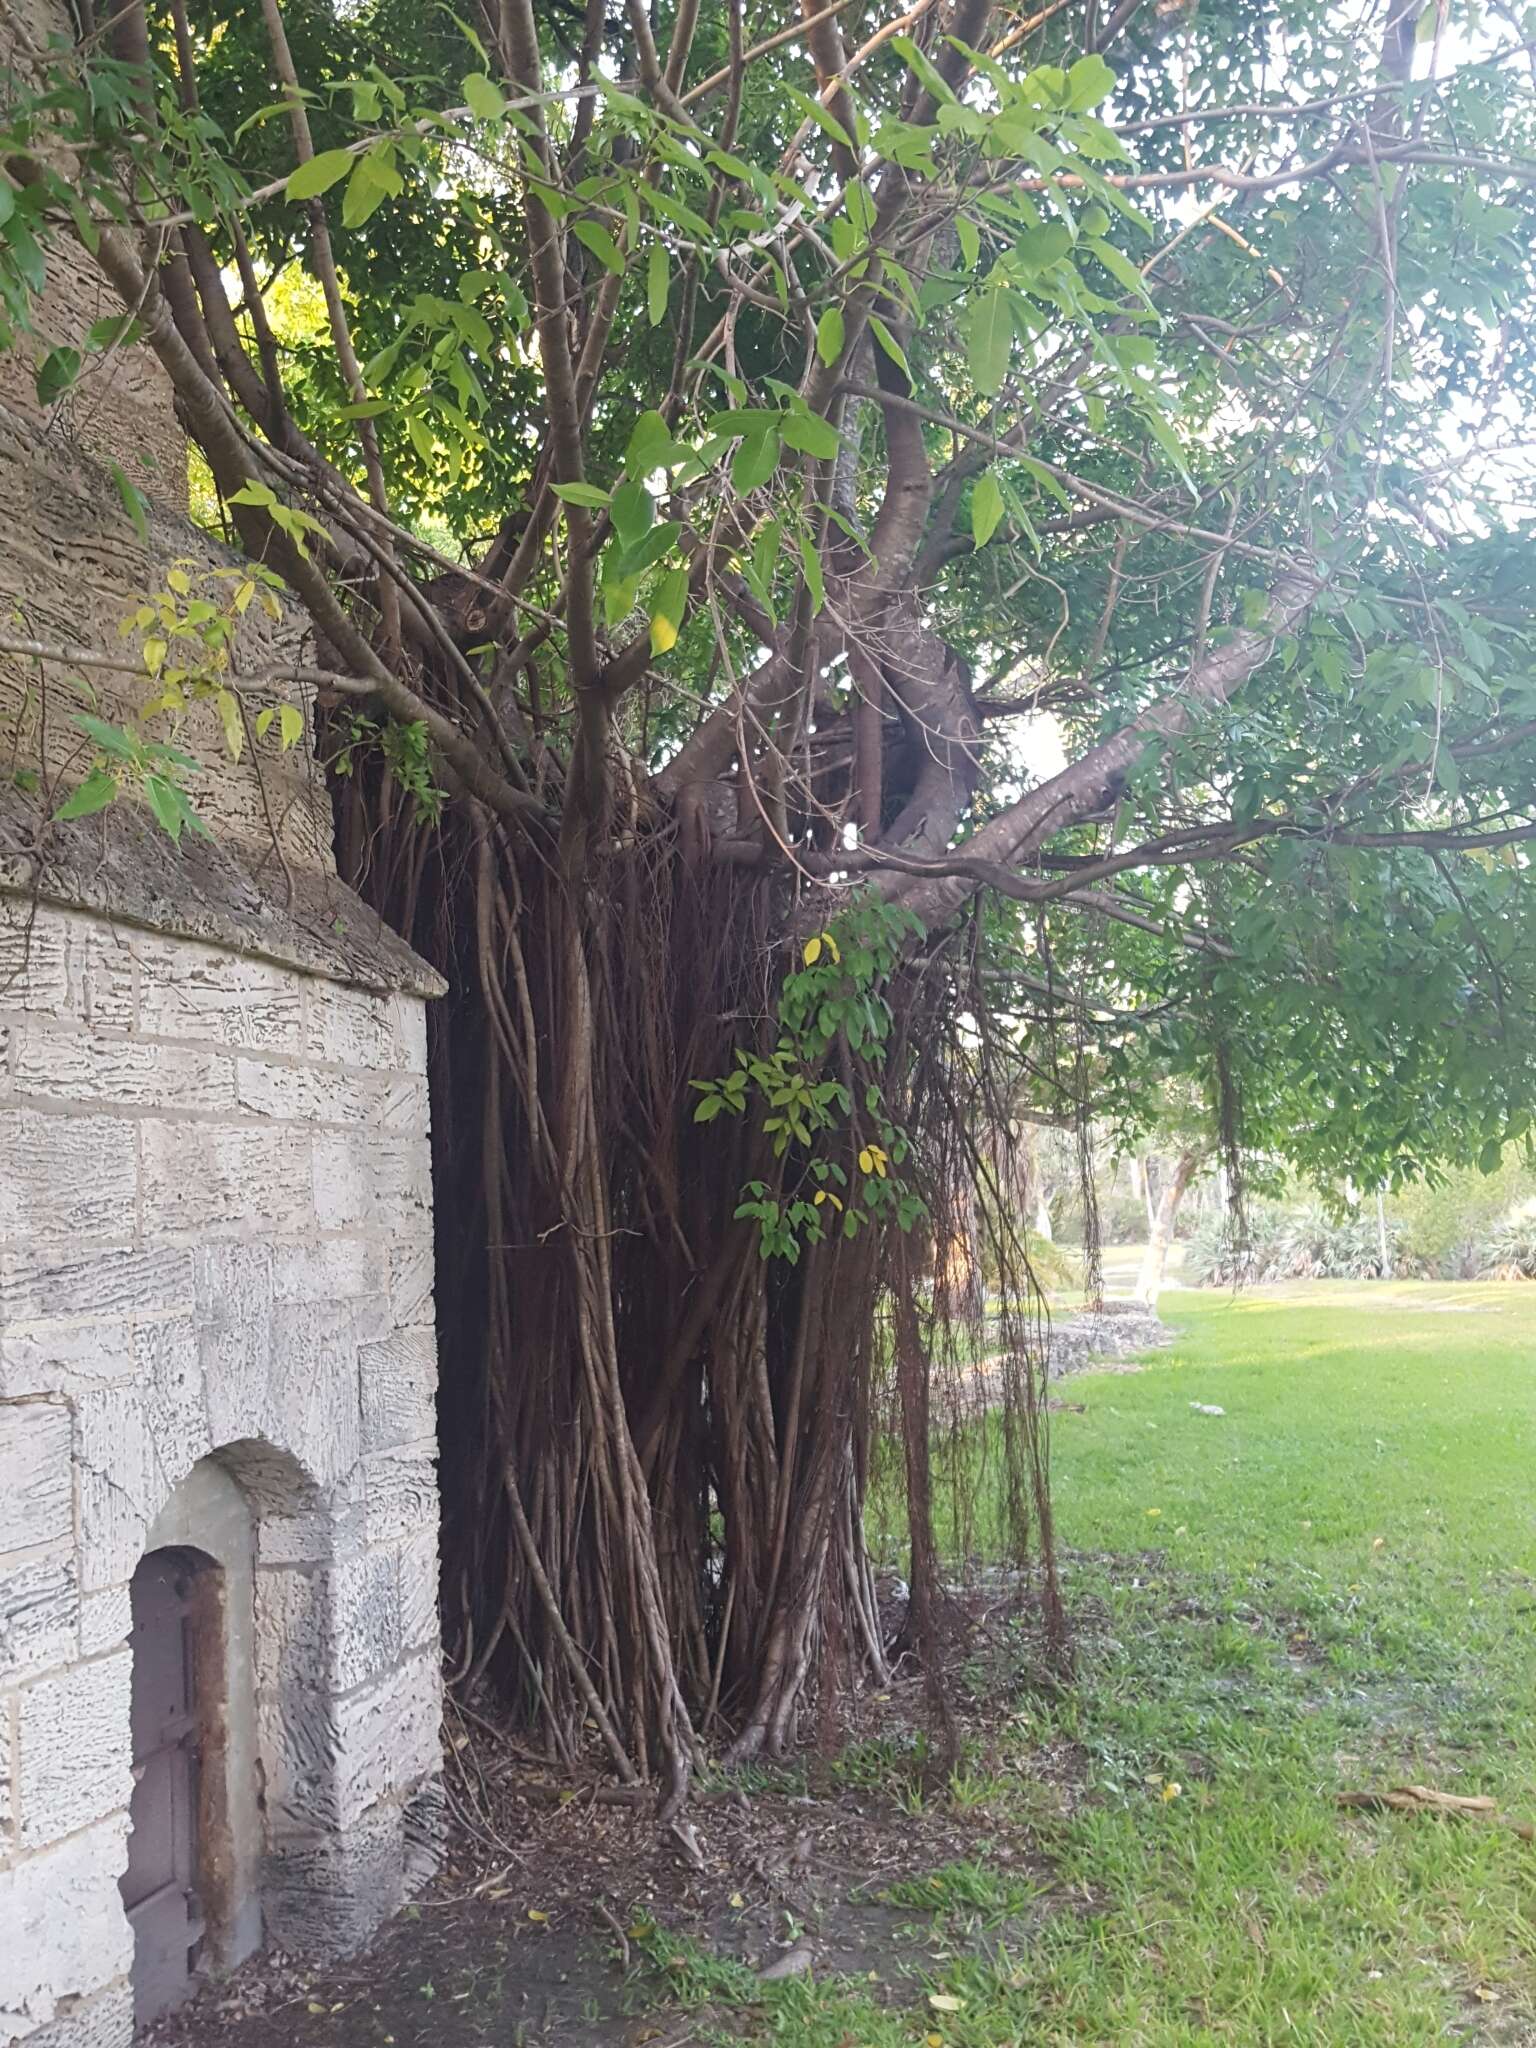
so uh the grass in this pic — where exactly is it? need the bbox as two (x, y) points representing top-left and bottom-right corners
(670, 1280), (1536, 2045)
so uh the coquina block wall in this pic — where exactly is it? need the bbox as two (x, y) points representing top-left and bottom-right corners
(0, 10), (447, 2039)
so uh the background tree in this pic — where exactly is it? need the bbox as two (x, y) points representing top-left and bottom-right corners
(5, 0), (1536, 1799)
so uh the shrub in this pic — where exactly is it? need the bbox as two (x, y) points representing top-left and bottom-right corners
(1477, 1216), (1536, 1280)
(1187, 1202), (1418, 1285)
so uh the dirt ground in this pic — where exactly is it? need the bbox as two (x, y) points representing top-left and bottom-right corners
(151, 1598), (1066, 2048)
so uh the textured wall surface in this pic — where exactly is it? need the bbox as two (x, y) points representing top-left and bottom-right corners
(0, 897), (443, 2048)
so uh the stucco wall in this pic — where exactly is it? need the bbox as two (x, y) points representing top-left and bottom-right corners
(0, 896), (443, 2047)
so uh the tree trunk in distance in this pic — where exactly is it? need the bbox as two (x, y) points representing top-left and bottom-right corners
(1135, 1149), (1201, 1306)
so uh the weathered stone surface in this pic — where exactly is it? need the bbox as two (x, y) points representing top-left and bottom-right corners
(141, 1119), (312, 1238)
(16, 1653), (132, 1848)
(235, 1056), (370, 1126)
(396, 1529), (441, 1655)
(77, 1585), (131, 1659)
(0, 898), (78, 1016)
(0, 1109), (137, 1249)
(262, 1804), (406, 1957)
(0, 1244), (194, 1328)
(359, 1330), (438, 1454)
(387, 1239), (436, 1329)
(74, 1388), (155, 1592)
(13, 1977), (133, 2048)
(304, 982), (398, 1071)
(0, 1550), (78, 1681)
(392, 997), (429, 1077)
(11, 1024), (233, 1112)
(136, 940), (304, 1053)
(0, 1318), (134, 1400)
(0, 1402), (73, 1553)
(363, 1444), (439, 1547)
(0, 1818), (133, 2042)
(135, 1315), (210, 1491)
(254, 1549), (401, 1698)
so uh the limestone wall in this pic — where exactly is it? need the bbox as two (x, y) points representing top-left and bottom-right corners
(0, 896), (443, 2047)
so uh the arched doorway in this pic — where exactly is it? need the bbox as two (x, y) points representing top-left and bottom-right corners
(122, 1455), (266, 2030)
(122, 1547), (216, 2028)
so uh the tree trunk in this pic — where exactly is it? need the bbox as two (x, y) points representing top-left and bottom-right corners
(1134, 1149), (1201, 1306)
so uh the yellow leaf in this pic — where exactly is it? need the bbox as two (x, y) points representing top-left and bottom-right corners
(729, 1892), (745, 1909)
(824, 934), (840, 963)
(307, 2003), (326, 2014)
(1162, 1781), (1182, 1802)
(803, 935), (823, 966)
(142, 637), (167, 675)
(1146, 1507), (1162, 1518)
(234, 578), (255, 614)
(858, 1147), (874, 1174)
(527, 1908), (548, 1922)
(166, 568), (191, 595)
(928, 2035), (945, 2046)
(649, 610), (679, 655)
(928, 1992), (965, 2011)
(278, 703), (305, 751)
(1372, 1536), (1385, 1550)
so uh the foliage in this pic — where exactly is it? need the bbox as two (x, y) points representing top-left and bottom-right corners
(6, 0), (1536, 1785)
(1477, 1214), (1536, 1281)
(1183, 1200), (1416, 1286)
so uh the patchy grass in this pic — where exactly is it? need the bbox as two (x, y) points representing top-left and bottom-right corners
(695, 1282), (1536, 2046)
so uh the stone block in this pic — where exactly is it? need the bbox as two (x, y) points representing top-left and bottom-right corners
(363, 1444), (439, 1547)
(261, 1802), (405, 1958)
(74, 1388), (154, 1592)
(0, 899), (77, 1018)
(396, 1528), (440, 1655)
(135, 937), (303, 1052)
(141, 1120), (312, 1239)
(0, 1818), (133, 2043)
(359, 1329), (437, 1454)
(0, 1549), (79, 1682)
(312, 1131), (431, 1234)
(271, 1237), (388, 1309)
(191, 1241), (273, 1325)
(374, 1073), (429, 1133)
(14, 1977), (133, 2048)
(254, 1549), (400, 1698)
(234, 1056), (370, 1127)
(0, 1402), (73, 1554)
(267, 1301), (361, 1488)
(387, 1239), (436, 1329)
(304, 982), (398, 1071)
(135, 1315), (210, 1493)
(76, 922), (136, 1036)
(0, 1317), (135, 1400)
(0, 1109), (137, 1249)
(0, 1245), (194, 1329)
(16, 1652), (132, 1848)
(392, 994), (429, 1076)
(10, 1025), (232, 1112)
(259, 1651), (437, 1835)
(78, 1586), (131, 1659)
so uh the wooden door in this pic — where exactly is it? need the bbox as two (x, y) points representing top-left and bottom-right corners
(122, 1551), (207, 2028)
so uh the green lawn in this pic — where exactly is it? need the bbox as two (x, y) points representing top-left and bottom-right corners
(669, 1283), (1536, 2046)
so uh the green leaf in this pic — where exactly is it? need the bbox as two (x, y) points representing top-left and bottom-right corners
(571, 220), (625, 274)
(799, 534), (826, 615)
(286, 148), (353, 201)
(779, 410), (840, 459)
(1065, 53), (1116, 108)
(816, 305), (846, 367)
(782, 81), (856, 151)
(278, 704), (305, 750)
(646, 243), (669, 326)
(1088, 235), (1154, 306)
(551, 481), (612, 507)
(461, 72), (505, 119)
(955, 215), (980, 271)
(890, 32), (955, 105)
(610, 478), (654, 549)
(35, 346), (80, 406)
(731, 425), (780, 494)
(84, 314), (141, 352)
(868, 315), (910, 380)
(971, 470), (1005, 547)
(1016, 221), (1072, 269)
(54, 767), (118, 822)
(626, 409), (676, 476)
(966, 290), (1012, 397)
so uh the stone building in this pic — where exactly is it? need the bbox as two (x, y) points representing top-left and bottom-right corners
(0, 29), (447, 2043)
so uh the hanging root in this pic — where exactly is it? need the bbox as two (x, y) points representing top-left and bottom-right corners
(333, 765), (1064, 1791)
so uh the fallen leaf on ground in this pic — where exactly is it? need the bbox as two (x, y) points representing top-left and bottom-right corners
(759, 1946), (813, 1981)
(928, 1992), (966, 2011)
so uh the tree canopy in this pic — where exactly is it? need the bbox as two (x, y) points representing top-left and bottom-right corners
(4, 0), (1535, 1794)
